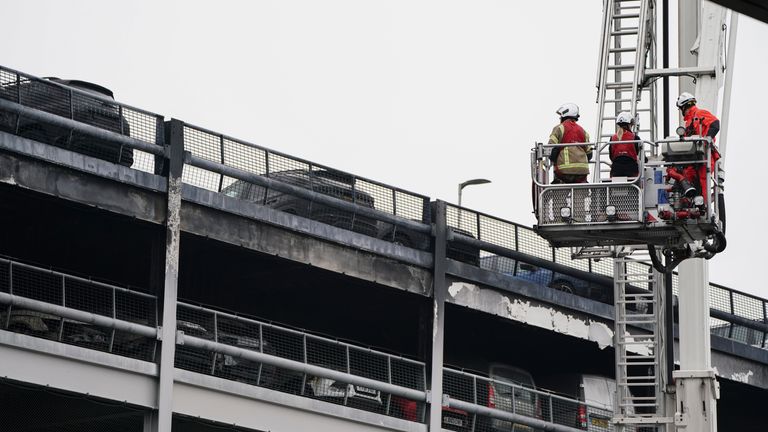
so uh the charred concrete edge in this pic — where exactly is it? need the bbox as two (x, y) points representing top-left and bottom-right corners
(180, 199), (433, 297)
(708, 343), (768, 389)
(452, 265), (768, 369)
(446, 259), (616, 320)
(444, 277), (617, 352)
(0, 149), (167, 225)
(174, 372), (427, 432)
(452, 234), (768, 335)
(0, 329), (158, 376)
(181, 184), (433, 269)
(0, 131), (166, 192)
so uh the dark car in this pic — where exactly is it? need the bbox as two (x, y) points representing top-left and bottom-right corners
(221, 168), (379, 238)
(0, 309), (110, 351)
(378, 209), (481, 266)
(442, 365), (541, 432)
(0, 76), (133, 166)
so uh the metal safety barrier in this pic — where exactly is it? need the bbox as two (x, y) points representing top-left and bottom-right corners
(0, 257), (158, 361)
(443, 368), (616, 432)
(0, 62), (765, 352)
(181, 122), (432, 244)
(0, 66), (165, 173)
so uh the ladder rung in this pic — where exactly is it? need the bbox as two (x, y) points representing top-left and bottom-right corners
(619, 362), (657, 366)
(609, 47), (637, 53)
(620, 385), (659, 389)
(611, 29), (638, 36)
(607, 64), (636, 71)
(614, 13), (640, 19)
(606, 82), (634, 89)
(604, 98), (632, 103)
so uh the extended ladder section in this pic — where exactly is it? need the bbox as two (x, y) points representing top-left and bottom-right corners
(612, 248), (668, 430)
(594, 0), (657, 181)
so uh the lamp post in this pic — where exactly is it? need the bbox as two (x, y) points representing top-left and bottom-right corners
(457, 178), (491, 230)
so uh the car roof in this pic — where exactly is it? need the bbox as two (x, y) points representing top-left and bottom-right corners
(44, 77), (115, 99)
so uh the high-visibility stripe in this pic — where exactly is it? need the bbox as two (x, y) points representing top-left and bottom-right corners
(559, 162), (590, 169)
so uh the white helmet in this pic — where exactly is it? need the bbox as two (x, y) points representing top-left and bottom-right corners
(616, 111), (634, 125)
(676, 92), (696, 108)
(556, 103), (580, 119)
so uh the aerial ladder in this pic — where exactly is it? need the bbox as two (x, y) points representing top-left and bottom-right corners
(531, 1), (736, 431)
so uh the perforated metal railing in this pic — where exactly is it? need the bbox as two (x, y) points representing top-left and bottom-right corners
(0, 63), (764, 352)
(0, 65), (164, 173)
(175, 302), (428, 422)
(0, 256), (611, 429)
(538, 184), (642, 226)
(181, 123), (431, 242)
(0, 257), (158, 361)
(447, 203), (768, 349)
(443, 368), (616, 432)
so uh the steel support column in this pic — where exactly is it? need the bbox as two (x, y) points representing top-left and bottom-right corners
(154, 119), (184, 432)
(427, 201), (447, 431)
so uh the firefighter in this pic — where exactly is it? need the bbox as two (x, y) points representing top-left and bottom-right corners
(548, 103), (592, 184)
(609, 111), (641, 178)
(676, 92), (726, 232)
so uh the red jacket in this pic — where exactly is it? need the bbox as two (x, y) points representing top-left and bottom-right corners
(684, 105), (721, 168)
(609, 128), (639, 161)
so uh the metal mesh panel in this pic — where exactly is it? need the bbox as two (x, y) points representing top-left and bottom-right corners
(442, 367), (607, 432)
(518, 227), (554, 261)
(732, 291), (764, 321)
(176, 305), (216, 375)
(0, 66), (163, 173)
(0, 379), (149, 432)
(591, 258), (614, 277)
(174, 303), (427, 421)
(554, 247), (590, 272)
(709, 284), (730, 313)
(0, 259), (157, 361)
(180, 124), (430, 243)
(539, 185), (640, 225)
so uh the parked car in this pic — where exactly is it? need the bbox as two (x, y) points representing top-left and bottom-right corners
(477, 364), (540, 432)
(221, 168), (379, 238)
(515, 262), (593, 297)
(536, 373), (630, 431)
(378, 211), (481, 266)
(0, 77), (133, 166)
(0, 308), (110, 350)
(175, 319), (217, 375)
(215, 320), (279, 387)
(442, 364), (540, 432)
(480, 255), (596, 297)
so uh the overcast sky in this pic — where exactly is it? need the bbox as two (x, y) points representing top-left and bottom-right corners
(4, 1), (767, 297)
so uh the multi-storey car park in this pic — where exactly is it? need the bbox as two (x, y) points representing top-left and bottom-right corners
(1, 1), (767, 432)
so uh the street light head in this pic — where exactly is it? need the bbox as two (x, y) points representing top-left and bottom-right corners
(459, 178), (491, 189)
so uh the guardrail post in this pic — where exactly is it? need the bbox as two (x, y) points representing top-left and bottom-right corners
(428, 200), (448, 431)
(153, 119), (185, 432)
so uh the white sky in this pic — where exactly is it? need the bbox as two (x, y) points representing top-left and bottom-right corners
(5, 1), (767, 297)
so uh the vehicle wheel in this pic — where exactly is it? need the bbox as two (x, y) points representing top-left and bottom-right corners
(549, 280), (575, 295)
(392, 234), (413, 248)
(8, 323), (34, 336)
